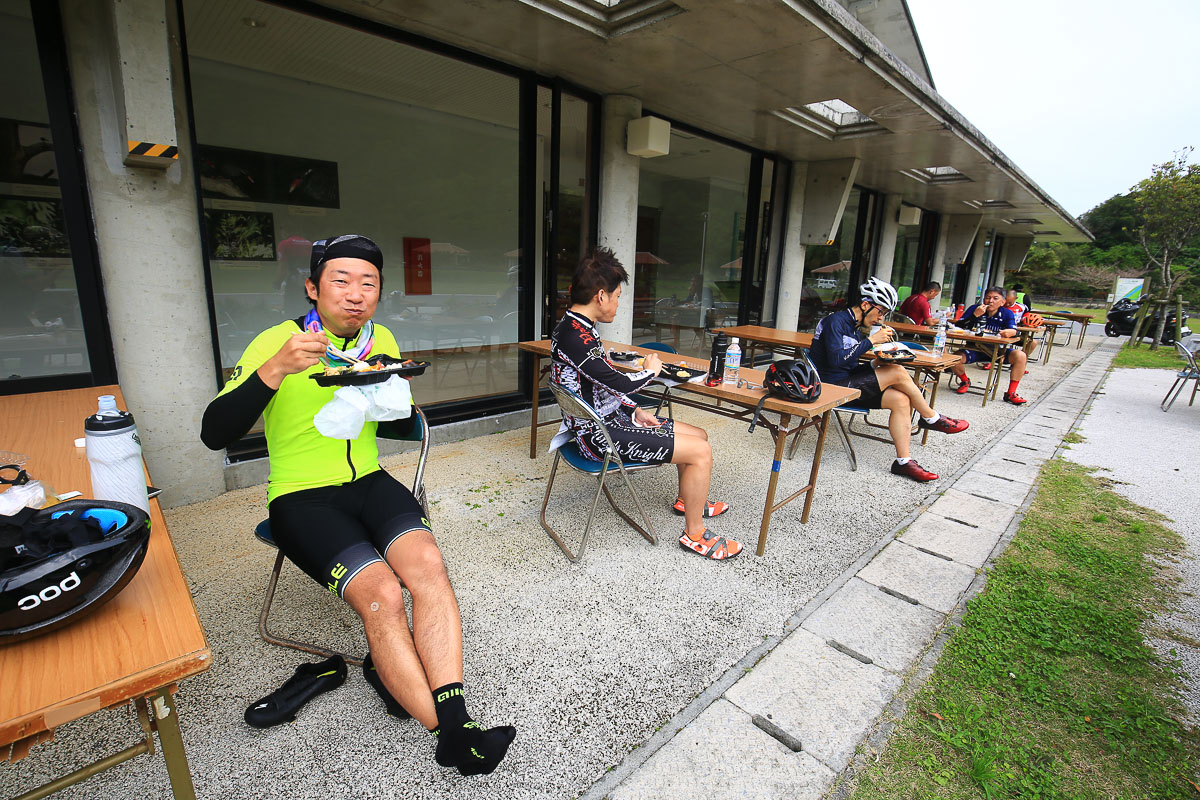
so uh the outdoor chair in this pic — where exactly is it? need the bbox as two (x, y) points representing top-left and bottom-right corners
(539, 382), (661, 563)
(631, 341), (676, 417)
(886, 310), (916, 324)
(1161, 342), (1200, 412)
(786, 342), (929, 469)
(252, 406), (430, 666)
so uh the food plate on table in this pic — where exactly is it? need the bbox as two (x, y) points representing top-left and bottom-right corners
(310, 355), (430, 387)
(871, 342), (916, 363)
(654, 363), (708, 386)
(608, 350), (642, 362)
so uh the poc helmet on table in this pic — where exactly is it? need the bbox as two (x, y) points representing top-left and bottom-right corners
(0, 499), (151, 644)
(858, 277), (899, 312)
(748, 353), (822, 432)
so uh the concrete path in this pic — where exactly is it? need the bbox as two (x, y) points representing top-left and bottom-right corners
(592, 339), (1122, 800)
(1069, 360), (1200, 727)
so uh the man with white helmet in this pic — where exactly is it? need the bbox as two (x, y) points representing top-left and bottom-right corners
(808, 277), (969, 482)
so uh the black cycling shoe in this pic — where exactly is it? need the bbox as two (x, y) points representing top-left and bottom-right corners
(363, 651), (411, 719)
(244, 654), (347, 728)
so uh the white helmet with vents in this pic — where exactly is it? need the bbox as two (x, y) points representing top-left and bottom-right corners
(858, 277), (899, 312)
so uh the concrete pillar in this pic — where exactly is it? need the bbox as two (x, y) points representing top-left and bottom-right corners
(62, 0), (224, 508)
(964, 229), (988, 305)
(776, 162), (809, 332)
(927, 218), (949, 310)
(873, 193), (903, 282)
(597, 95), (642, 343)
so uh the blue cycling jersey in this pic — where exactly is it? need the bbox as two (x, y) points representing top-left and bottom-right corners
(809, 308), (873, 385)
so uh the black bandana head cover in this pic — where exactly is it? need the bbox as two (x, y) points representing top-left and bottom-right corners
(309, 234), (384, 279)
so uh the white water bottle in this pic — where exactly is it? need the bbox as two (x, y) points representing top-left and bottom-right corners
(723, 337), (742, 386)
(84, 395), (150, 513)
(933, 318), (947, 357)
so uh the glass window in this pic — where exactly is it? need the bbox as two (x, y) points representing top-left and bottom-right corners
(0, 0), (92, 384)
(891, 215), (922, 303)
(634, 130), (752, 358)
(798, 188), (878, 331)
(184, 0), (521, 407)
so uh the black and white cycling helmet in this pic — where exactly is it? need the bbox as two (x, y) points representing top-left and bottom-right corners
(0, 499), (150, 644)
(858, 277), (899, 312)
(748, 353), (822, 432)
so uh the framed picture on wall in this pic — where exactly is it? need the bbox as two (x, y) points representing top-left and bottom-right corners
(205, 208), (276, 261)
(0, 195), (71, 258)
(0, 118), (58, 186)
(196, 144), (339, 209)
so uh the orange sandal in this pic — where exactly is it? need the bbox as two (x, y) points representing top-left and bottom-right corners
(679, 530), (742, 560)
(672, 498), (731, 518)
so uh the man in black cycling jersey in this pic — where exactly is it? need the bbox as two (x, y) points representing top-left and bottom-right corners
(201, 234), (514, 776)
(551, 248), (742, 560)
(808, 277), (969, 482)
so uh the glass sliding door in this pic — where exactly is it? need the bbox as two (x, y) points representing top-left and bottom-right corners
(634, 129), (752, 358)
(0, 0), (111, 393)
(539, 84), (597, 338)
(798, 188), (879, 331)
(184, 0), (524, 411)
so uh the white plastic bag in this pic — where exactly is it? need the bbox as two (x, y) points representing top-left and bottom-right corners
(313, 376), (413, 440)
(0, 481), (46, 516)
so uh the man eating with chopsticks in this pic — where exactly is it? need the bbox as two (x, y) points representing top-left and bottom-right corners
(201, 234), (515, 776)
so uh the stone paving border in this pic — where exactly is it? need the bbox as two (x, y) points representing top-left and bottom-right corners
(585, 340), (1121, 800)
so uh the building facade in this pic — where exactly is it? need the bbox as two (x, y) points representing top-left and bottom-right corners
(0, 0), (1089, 506)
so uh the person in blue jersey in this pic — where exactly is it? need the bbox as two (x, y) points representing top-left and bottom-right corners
(946, 286), (1030, 405)
(808, 277), (969, 482)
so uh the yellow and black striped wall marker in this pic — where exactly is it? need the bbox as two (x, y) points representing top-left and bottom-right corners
(126, 140), (179, 168)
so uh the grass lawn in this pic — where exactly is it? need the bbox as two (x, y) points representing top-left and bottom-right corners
(848, 460), (1200, 800)
(1112, 344), (1188, 370)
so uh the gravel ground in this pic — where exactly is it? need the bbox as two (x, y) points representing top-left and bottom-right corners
(0, 337), (1100, 799)
(1069, 364), (1200, 728)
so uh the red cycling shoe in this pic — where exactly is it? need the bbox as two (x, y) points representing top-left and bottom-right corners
(917, 415), (969, 434)
(891, 459), (939, 482)
(954, 377), (971, 395)
(1003, 391), (1028, 405)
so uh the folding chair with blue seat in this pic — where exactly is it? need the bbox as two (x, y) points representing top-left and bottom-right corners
(1161, 342), (1200, 411)
(253, 405), (431, 666)
(787, 342), (930, 470)
(630, 341), (676, 417)
(539, 383), (661, 563)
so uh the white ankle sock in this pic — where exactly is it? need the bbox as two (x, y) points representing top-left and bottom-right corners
(896, 457), (911, 465)
(922, 414), (940, 424)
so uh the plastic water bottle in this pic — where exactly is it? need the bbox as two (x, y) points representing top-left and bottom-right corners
(84, 395), (150, 513)
(723, 337), (742, 386)
(933, 318), (948, 357)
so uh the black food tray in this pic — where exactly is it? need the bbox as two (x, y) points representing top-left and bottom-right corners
(655, 364), (708, 386)
(310, 359), (430, 387)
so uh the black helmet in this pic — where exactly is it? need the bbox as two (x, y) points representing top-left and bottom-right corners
(748, 354), (822, 432)
(0, 499), (150, 644)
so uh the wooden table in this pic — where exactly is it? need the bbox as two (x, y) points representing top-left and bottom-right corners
(712, 325), (963, 444)
(1037, 312), (1089, 349)
(887, 322), (1016, 406)
(0, 386), (210, 800)
(519, 340), (860, 555)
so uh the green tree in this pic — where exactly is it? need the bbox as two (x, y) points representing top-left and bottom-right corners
(1133, 148), (1200, 348)
(1079, 192), (1139, 249)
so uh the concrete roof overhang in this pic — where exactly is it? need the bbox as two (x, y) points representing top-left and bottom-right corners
(250, 0), (1092, 242)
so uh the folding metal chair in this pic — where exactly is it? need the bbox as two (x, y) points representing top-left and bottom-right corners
(631, 341), (676, 417)
(1161, 343), (1200, 412)
(539, 383), (661, 563)
(252, 405), (431, 666)
(787, 343), (930, 468)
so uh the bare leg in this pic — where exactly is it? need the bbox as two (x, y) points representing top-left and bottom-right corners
(874, 363), (935, 418)
(343, 560), (440, 730)
(1007, 347), (1028, 376)
(881, 387), (913, 459)
(670, 429), (712, 537)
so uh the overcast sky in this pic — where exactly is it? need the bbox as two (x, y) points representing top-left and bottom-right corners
(905, 0), (1200, 218)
